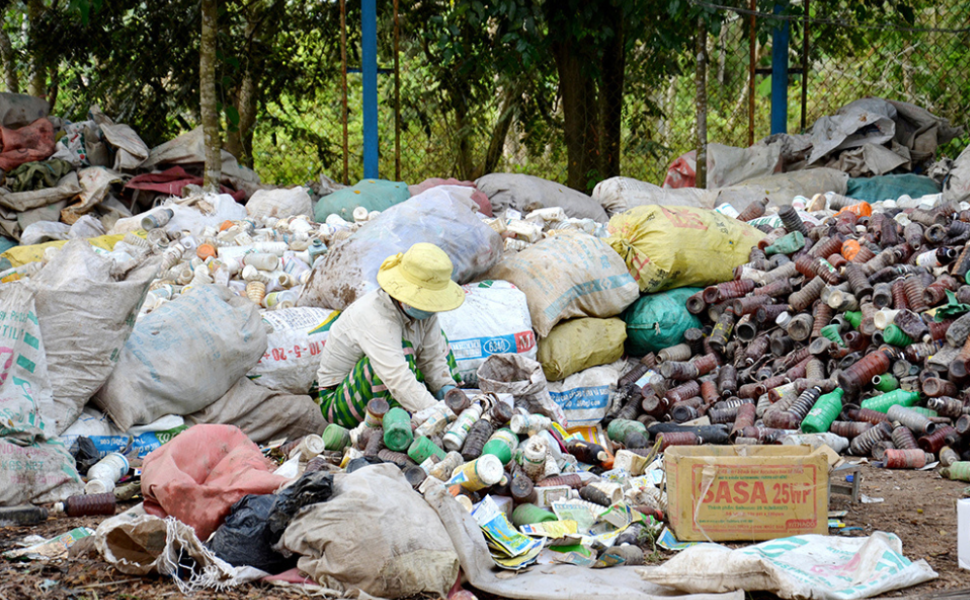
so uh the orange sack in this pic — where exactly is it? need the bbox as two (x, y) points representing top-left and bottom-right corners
(141, 424), (289, 540)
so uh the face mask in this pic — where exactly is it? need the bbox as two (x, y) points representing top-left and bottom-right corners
(402, 303), (435, 320)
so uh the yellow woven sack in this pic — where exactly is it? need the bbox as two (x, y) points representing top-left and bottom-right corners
(537, 317), (627, 382)
(607, 205), (764, 293)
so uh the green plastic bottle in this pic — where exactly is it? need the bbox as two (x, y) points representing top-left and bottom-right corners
(871, 373), (898, 393)
(764, 231), (805, 256)
(407, 436), (446, 463)
(860, 389), (919, 413)
(322, 423), (351, 451)
(844, 311), (862, 330)
(941, 461), (970, 482)
(800, 388), (844, 434)
(481, 432), (514, 465)
(511, 503), (558, 526)
(382, 407), (413, 451)
(819, 324), (844, 347)
(607, 419), (648, 443)
(881, 324), (912, 346)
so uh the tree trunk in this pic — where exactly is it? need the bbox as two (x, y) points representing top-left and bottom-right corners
(694, 17), (708, 189)
(26, 0), (44, 98)
(479, 81), (524, 178)
(598, 3), (625, 181)
(553, 39), (598, 191)
(0, 20), (18, 94)
(201, 0), (222, 191)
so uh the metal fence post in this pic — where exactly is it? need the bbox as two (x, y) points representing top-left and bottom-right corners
(770, 2), (789, 134)
(362, 0), (378, 179)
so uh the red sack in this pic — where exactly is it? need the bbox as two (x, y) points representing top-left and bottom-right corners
(141, 424), (289, 540)
(409, 177), (493, 216)
(0, 117), (56, 171)
(662, 150), (697, 189)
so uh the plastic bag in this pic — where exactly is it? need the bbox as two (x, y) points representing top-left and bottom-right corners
(437, 281), (536, 386)
(208, 494), (298, 574)
(59, 407), (186, 458)
(314, 178), (410, 223)
(299, 187), (503, 310)
(547, 359), (627, 427)
(477, 354), (566, 426)
(246, 187), (313, 220)
(30, 240), (159, 434)
(623, 288), (703, 357)
(536, 318), (626, 382)
(95, 285), (267, 430)
(607, 206), (764, 293)
(476, 173), (608, 222)
(485, 232), (639, 338)
(845, 174), (941, 203)
(247, 307), (340, 393)
(638, 532), (937, 600)
(279, 464), (459, 599)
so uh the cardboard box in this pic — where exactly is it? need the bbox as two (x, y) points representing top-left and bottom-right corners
(665, 445), (828, 541)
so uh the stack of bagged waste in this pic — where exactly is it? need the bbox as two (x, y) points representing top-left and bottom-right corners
(0, 95), (966, 600)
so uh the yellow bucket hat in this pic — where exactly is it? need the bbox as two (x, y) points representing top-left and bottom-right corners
(377, 243), (465, 312)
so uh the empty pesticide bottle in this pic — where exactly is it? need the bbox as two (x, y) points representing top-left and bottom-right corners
(407, 436), (447, 464)
(566, 439), (610, 466)
(607, 419), (649, 448)
(800, 388), (844, 434)
(860, 389), (920, 414)
(53, 493), (116, 517)
(443, 403), (483, 452)
(382, 407), (414, 451)
(461, 418), (493, 461)
(481, 428), (517, 465)
(941, 461), (970, 482)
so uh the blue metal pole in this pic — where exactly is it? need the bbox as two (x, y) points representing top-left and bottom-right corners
(362, 0), (378, 178)
(770, 3), (789, 134)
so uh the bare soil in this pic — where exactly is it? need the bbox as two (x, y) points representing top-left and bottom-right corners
(0, 465), (966, 600)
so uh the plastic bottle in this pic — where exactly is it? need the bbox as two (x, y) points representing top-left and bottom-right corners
(429, 452), (464, 480)
(566, 439), (609, 465)
(364, 398), (390, 428)
(407, 436), (447, 464)
(85, 453), (130, 494)
(413, 403), (457, 438)
(382, 407), (414, 452)
(444, 388), (472, 414)
(323, 423), (351, 451)
(0, 506), (49, 525)
(522, 436), (548, 481)
(53, 493), (116, 517)
(461, 418), (493, 461)
(860, 389), (920, 413)
(607, 419), (649, 448)
(800, 388), (844, 434)
(456, 454), (504, 491)
(941, 461), (970, 482)
(511, 503), (557, 526)
(510, 473), (538, 504)
(443, 403), (483, 452)
(510, 414), (552, 435)
(481, 428), (516, 465)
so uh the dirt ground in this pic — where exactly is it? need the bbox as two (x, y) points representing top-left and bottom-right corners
(0, 465), (966, 600)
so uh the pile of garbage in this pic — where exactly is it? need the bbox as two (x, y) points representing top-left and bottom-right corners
(0, 92), (968, 600)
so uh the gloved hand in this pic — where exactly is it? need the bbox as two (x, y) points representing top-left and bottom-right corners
(435, 385), (457, 400)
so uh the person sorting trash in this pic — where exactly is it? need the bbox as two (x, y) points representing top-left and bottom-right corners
(315, 242), (465, 426)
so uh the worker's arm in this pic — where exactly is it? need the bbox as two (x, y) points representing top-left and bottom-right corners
(358, 322), (438, 413)
(416, 317), (460, 394)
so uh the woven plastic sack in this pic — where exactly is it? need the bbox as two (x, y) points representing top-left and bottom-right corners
(247, 307), (340, 393)
(623, 288), (703, 357)
(607, 206), (763, 293)
(299, 187), (503, 310)
(536, 318), (626, 382)
(437, 281), (536, 386)
(484, 232), (639, 338)
(314, 179), (410, 223)
(477, 354), (566, 426)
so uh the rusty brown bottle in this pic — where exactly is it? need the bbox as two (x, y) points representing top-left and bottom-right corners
(924, 275), (958, 307)
(692, 353), (719, 375)
(871, 440), (895, 461)
(686, 290), (707, 314)
(921, 377), (956, 398)
(754, 278), (793, 299)
(926, 396), (965, 419)
(709, 309), (736, 351)
(883, 449), (931, 469)
(894, 309), (929, 341)
(733, 295), (771, 316)
(756, 303), (790, 326)
(703, 279), (756, 304)
(838, 349), (892, 393)
(737, 198), (768, 222)
(778, 205), (810, 236)
(659, 431), (701, 451)
(489, 400), (514, 425)
(743, 335), (770, 365)
(891, 425), (919, 450)
(789, 277), (826, 312)
(872, 283), (893, 309)
(700, 380), (719, 406)
(364, 427), (384, 457)
(730, 403), (757, 435)
(904, 222), (924, 250)
(660, 361), (699, 381)
(618, 354), (657, 387)
(902, 277), (929, 312)
(830, 420), (873, 439)
(844, 405), (891, 425)
(717, 364), (738, 398)
(918, 425), (956, 455)
(511, 473), (538, 504)
(843, 263), (873, 299)
(795, 255), (840, 285)
(810, 235), (844, 259)
(849, 421), (893, 456)
(641, 391), (669, 419)
(566, 440), (609, 465)
(891, 279), (909, 310)
(666, 380), (700, 404)
(57, 493), (116, 517)
(378, 449), (414, 468)
(462, 419), (493, 461)
(810, 302), (833, 339)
